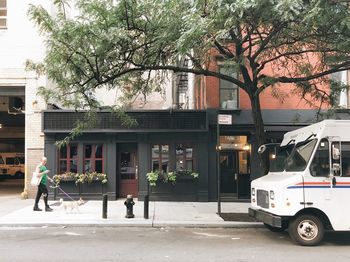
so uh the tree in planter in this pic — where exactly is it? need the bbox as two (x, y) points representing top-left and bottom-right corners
(28, 0), (350, 174)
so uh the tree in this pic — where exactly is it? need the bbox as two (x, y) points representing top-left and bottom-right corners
(28, 0), (350, 172)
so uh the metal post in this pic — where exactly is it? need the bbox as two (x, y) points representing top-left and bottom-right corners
(102, 194), (108, 219)
(217, 119), (221, 215)
(144, 194), (149, 219)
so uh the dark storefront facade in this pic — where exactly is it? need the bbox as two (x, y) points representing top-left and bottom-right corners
(42, 109), (318, 201)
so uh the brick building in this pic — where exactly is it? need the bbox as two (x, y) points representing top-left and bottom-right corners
(1, 0), (349, 201)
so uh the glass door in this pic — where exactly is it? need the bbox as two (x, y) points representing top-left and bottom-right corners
(117, 143), (138, 198)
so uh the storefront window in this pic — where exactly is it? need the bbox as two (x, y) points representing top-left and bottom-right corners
(176, 144), (193, 171)
(152, 144), (169, 172)
(58, 144), (78, 173)
(84, 144), (104, 173)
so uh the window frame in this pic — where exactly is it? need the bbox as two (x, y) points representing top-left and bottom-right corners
(151, 144), (170, 173)
(175, 143), (194, 171)
(219, 65), (239, 110)
(152, 143), (197, 173)
(83, 144), (104, 173)
(58, 144), (79, 174)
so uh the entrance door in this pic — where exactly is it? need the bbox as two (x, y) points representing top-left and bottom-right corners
(220, 150), (250, 200)
(117, 143), (138, 198)
(220, 151), (238, 198)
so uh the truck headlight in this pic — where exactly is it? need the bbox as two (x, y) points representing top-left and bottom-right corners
(270, 190), (275, 200)
(251, 188), (255, 196)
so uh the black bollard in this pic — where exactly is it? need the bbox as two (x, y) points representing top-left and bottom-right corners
(144, 194), (149, 219)
(124, 194), (135, 218)
(102, 194), (108, 219)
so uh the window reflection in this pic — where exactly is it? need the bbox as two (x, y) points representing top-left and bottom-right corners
(152, 145), (169, 172)
(58, 144), (78, 174)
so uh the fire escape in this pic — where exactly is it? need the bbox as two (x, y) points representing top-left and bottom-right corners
(175, 58), (189, 109)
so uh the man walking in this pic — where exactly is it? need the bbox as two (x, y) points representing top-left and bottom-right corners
(33, 156), (53, 212)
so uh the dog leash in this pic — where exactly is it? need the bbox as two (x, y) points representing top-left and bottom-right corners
(49, 181), (77, 202)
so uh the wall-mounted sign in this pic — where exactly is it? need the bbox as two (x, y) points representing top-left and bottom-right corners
(218, 114), (232, 125)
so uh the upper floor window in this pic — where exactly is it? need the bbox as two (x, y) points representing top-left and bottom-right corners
(219, 66), (239, 110)
(58, 144), (78, 174)
(84, 144), (104, 173)
(0, 0), (6, 29)
(331, 71), (348, 108)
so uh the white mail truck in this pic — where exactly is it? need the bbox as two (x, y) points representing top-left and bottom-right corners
(249, 120), (350, 246)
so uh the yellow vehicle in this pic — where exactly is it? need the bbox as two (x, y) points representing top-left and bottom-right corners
(0, 153), (25, 178)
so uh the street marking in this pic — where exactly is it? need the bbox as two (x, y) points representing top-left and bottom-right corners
(193, 232), (234, 238)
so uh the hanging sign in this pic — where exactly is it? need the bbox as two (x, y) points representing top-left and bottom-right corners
(218, 114), (232, 125)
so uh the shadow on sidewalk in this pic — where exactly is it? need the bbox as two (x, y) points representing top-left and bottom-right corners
(219, 213), (257, 222)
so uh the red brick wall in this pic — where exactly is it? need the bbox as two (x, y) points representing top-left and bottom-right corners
(201, 56), (330, 110)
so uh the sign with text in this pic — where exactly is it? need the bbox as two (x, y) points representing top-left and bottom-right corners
(218, 114), (232, 125)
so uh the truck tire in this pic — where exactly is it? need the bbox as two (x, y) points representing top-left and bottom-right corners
(288, 214), (324, 246)
(264, 222), (288, 232)
(15, 171), (24, 179)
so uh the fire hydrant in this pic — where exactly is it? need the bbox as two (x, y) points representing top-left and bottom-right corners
(124, 194), (135, 218)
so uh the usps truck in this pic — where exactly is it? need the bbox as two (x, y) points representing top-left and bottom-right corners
(249, 120), (350, 246)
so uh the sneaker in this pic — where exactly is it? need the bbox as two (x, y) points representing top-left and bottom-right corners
(33, 206), (42, 211)
(45, 206), (53, 212)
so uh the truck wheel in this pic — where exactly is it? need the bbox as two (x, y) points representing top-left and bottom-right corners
(288, 214), (324, 246)
(264, 222), (288, 232)
(15, 172), (24, 179)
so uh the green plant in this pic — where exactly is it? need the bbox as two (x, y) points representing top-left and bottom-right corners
(146, 170), (199, 187)
(175, 169), (199, 179)
(146, 170), (159, 186)
(190, 172), (199, 179)
(52, 172), (108, 186)
(166, 172), (177, 185)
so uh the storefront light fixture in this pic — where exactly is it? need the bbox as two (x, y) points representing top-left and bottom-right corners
(243, 144), (250, 151)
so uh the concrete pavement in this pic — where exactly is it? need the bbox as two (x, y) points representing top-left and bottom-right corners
(0, 195), (263, 228)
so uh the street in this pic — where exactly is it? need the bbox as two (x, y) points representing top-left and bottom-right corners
(0, 227), (350, 262)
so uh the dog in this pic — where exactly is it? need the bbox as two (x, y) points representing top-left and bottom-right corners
(20, 189), (28, 200)
(59, 198), (85, 213)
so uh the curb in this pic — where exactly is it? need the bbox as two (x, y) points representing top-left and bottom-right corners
(0, 221), (264, 228)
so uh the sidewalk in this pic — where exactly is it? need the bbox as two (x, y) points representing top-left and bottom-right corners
(0, 196), (263, 228)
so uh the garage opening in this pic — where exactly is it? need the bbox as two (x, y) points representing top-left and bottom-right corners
(0, 86), (25, 196)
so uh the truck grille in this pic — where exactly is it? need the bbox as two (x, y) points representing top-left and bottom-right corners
(257, 190), (269, 208)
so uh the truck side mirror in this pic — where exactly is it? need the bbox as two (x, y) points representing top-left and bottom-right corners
(332, 163), (340, 176)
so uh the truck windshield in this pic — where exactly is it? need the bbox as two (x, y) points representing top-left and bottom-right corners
(285, 139), (317, 171)
(269, 144), (294, 172)
(16, 156), (24, 164)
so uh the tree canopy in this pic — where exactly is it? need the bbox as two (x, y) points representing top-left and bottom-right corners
(28, 0), (350, 171)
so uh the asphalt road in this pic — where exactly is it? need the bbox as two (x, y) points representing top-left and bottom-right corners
(0, 227), (350, 262)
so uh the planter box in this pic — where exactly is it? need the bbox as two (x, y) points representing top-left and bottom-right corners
(150, 179), (198, 201)
(176, 174), (198, 182)
(53, 179), (105, 200)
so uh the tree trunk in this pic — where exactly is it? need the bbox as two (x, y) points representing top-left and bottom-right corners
(249, 92), (269, 176)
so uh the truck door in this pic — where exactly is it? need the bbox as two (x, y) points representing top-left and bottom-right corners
(305, 138), (331, 213)
(307, 137), (350, 231)
(328, 139), (350, 230)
